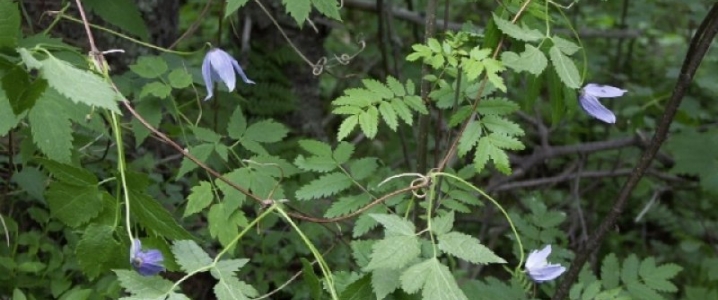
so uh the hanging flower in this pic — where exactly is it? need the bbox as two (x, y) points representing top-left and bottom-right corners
(578, 83), (628, 124)
(202, 48), (255, 101)
(130, 239), (165, 276)
(525, 245), (566, 283)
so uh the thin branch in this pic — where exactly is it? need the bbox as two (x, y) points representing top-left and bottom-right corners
(552, 4), (718, 299)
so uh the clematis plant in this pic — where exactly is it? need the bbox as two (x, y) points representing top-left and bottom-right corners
(525, 245), (566, 283)
(130, 239), (165, 276)
(578, 83), (628, 124)
(202, 48), (255, 101)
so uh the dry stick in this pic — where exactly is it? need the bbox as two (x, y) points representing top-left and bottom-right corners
(415, 0), (438, 174)
(552, 4), (718, 299)
(437, 0), (533, 171)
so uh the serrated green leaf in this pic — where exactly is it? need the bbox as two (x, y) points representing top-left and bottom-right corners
(183, 181), (213, 217)
(172, 240), (212, 273)
(437, 232), (506, 264)
(130, 56), (167, 79)
(225, 0), (250, 18)
(334, 88), (377, 107)
(311, 0), (342, 20)
(339, 274), (375, 300)
(477, 97), (520, 115)
(28, 91), (73, 163)
(351, 240), (374, 268)
(210, 259), (250, 281)
(431, 211), (454, 235)
(299, 139), (333, 156)
(296, 172), (352, 200)
(115, 270), (175, 298)
(491, 13), (543, 42)
(130, 188), (193, 240)
(369, 213), (416, 236)
(400, 259), (432, 293)
(378, 101), (398, 131)
(363, 79), (393, 100)
(227, 107), (247, 140)
(192, 126), (221, 144)
(400, 258), (468, 300)
(325, 194), (371, 218)
(46, 182), (102, 227)
(364, 235), (420, 271)
(371, 268), (401, 299)
(601, 253), (620, 289)
(131, 97), (162, 145)
(391, 98), (413, 125)
(386, 76), (406, 97)
(36, 158), (97, 186)
(76, 224), (117, 279)
(0, 0), (20, 48)
(177, 143), (215, 178)
(2, 67), (45, 115)
(0, 88), (20, 136)
(458, 120), (482, 157)
(404, 95), (428, 114)
(354, 210), (381, 238)
(208, 204), (244, 252)
(140, 81), (172, 99)
(337, 115), (358, 141)
(214, 277), (251, 300)
(449, 105), (472, 127)
(168, 68), (193, 88)
(358, 106), (379, 139)
(283, 0), (311, 25)
(626, 281), (664, 300)
(349, 157), (378, 180)
(639, 258), (681, 292)
(621, 254), (640, 284)
(552, 36), (581, 55)
(473, 137), (491, 173)
(484, 58), (507, 92)
(487, 132), (525, 150)
(295, 155), (337, 172)
(84, 0), (149, 40)
(333, 141), (355, 164)
(549, 45), (581, 89)
(501, 45), (547, 75)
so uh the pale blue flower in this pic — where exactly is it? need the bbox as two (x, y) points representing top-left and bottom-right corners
(525, 245), (566, 283)
(579, 83), (627, 123)
(130, 239), (165, 276)
(202, 48), (255, 101)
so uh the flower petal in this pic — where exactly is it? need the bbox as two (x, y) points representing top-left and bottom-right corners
(528, 264), (566, 282)
(525, 245), (551, 270)
(579, 93), (616, 123)
(208, 49), (237, 93)
(231, 59), (255, 85)
(202, 53), (214, 101)
(583, 83), (627, 98)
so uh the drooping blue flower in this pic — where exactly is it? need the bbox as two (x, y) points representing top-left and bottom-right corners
(578, 83), (628, 124)
(525, 245), (566, 283)
(202, 48), (255, 101)
(130, 239), (165, 276)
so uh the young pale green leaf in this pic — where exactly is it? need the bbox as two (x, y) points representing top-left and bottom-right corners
(371, 268), (401, 299)
(491, 13), (543, 42)
(76, 224), (117, 279)
(295, 171), (352, 200)
(552, 36), (581, 55)
(168, 68), (193, 88)
(325, 194), (372, 218)
(183, 181), (214, 217)
(115, 270), (175, 298)
(488, 142), (511, 174)
(140, 81), (172, 99)
(358, 106), (379, 139)
(0, 0), (20, 48)
(333, 141), (355, 164)
(244, 119), (289, 143)
(311, 0), (342, 20)
(210, 259), (250, 281)
(431, 211), (455, 235)
(172, 240), (213, 273)
(601, 253), (620, 289)
(404, 95), (428, 114)
(227, 107), (247, 140)
(46, 182), (103, 228)
(129, 56), (168, 79)
(473, 138), (491, 173)
(484, 58), (507, 92)
(391, 98), (413, 125)
(477, 97), (520, 115)
(378, 101), (398, 131)
(364, 235), (420, 271)
(500, 45), (547, 75)
(334, 88), (377, 107)
(224, 0), (250, 18)
(462, 56), (485, 80)
(283, 0), (311, 25)
(386, 76), (406, 97)
(83, 0), (149, 41)
(549, 45), (581, 89)
(437, 232), (506, 264)
(400, 259), (432, 293)
(458, 120), (482, 157)
(363, 79), (394, 100)
(369, 213), (416, 236)
(482, 116), (525, 136)
(299, 139), (333, 157)
(337, 115), (358, 141)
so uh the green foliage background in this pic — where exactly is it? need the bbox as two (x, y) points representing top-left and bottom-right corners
(1, 0), (717, 299)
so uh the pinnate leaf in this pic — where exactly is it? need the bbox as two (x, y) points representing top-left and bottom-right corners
(400, 258), (468, 300)
(369, 213), (415, 236)
(437, 232), (506, 264)
(172, 240), (212, 273)
(28, 91), (73, 163)
(492, 13), (543, 42)
(295, 172), (352, 200)
(364, 235), (420, 271)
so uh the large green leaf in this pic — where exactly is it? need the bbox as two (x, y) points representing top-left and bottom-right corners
(28, 91), (73, 163)
(45, 182), (103, 228)
(364, 235), (420, 271)
(549, 45), (581, 89)
(76, 225), (118, 279)
(0, 0), (20, 48)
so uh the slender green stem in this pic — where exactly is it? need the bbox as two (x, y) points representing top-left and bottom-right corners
(110, 112), (134, 241)
(426, 177), (439, 257)
(431, 172), (525, 271)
